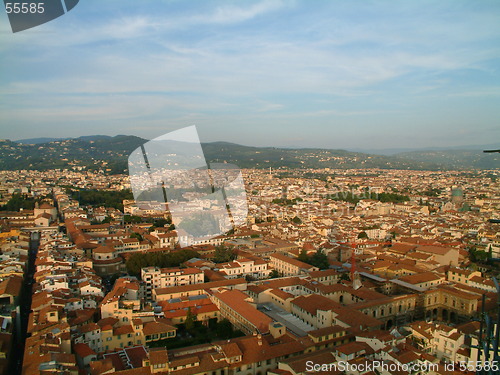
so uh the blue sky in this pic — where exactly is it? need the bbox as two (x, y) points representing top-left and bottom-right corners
(1, 0), (499, 150)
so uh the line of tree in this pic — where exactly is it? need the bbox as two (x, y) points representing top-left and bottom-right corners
(271, 198), (303, 205)
(125, 248), (199, 277)
(0, 193), (41, 211)
(67, 188), (133, 211)
(468, 246), (493, 263)
(297, 248), (330, 270)
(326, 191), (410, 204)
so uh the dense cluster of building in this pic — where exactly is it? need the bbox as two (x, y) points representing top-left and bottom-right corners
(0, 167), (498, 374)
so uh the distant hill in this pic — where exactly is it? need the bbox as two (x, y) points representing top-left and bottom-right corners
(352, 143), (500, 156)
(15, 137), (65, 144)
(0, 136), (498, 173)
(0, 135), (146, 173)
(15, 135), (113, 144)
(393, 149), (500, 170)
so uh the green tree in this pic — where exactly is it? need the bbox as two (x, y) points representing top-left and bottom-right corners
(213, 245), (236, 263)
(1, 193), (38, 211)
(297, 249), (309, 263)
(268, 270), (280, 279)
(245, 274), (256, 282)
(185, 307), (197, 332)
(216, 319), (234, 339)
(292, 216), (302, 224)
(152, 217), (171, 228)
(124, 215), (142, 224)
(358, 231), (368, 239)
(339, 273), (350, 281)
(310, 249), (329, 270)
(125, 248), (200, 276)
(130, 232), (143, 242)
(101, 216), (113, 224)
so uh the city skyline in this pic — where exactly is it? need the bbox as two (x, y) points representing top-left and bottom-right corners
(1, 1), (500, 150)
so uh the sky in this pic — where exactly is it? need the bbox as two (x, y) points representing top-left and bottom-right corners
(0, 0), (499, 150)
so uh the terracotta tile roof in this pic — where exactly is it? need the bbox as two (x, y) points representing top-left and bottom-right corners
(113, 325), (134, 336)
(335, 341), (372, 356)
(142, 319), (176, 336)
(73, 343), (96, 358)
(269, 288), (294, 300)
(292, 294), (341, 315)
(79, 322), (100, 334)
(416, 245), (454, 256)
(270, 253), (316, 269)
(212, 289), (272, 333)
(0, 274), (22, 297)
(149, 347), (169, 365)
(308, 268), (340, 278)
(220, 342), (243, 358)
(308, 325), (346, 338)
(155, 278), (246, 296)
(399, 272), (443, 285)
(93, 245), (115, 254)
(97, 317), (119, 328)
(109, 348), (141, 370)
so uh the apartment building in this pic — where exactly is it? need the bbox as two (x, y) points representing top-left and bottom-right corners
(269, 253), (319, 276)
(153, 278), (246, 302)
(100, 277), (152, 324)
(290, 294), (382, 331)
(210, 289), (273, 335)
(141, 266), (204, 300)
(216, 257), (271, 279)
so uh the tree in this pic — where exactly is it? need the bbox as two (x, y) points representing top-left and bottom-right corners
(101, 216), (113, 224)
(358, 231), (368, 239)
(216, 319), (234, 339)
(339, 273), (350, 281)
(297, 249), (309, 263)
(124, 215), (142, 224)
(1, 193), (38, 211)
(268, 270), (281, 279)
(125, 248), (200, 276)
(292, 216), (302, 224)
(130, 232), (143, 242)
(213, 245), (236, 263)
(185, 307), (197, 332)
(152, 218), (169, 228)
(310, 249), (329, 270)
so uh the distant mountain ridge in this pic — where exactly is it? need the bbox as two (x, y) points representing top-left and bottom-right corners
(1, 135), (498, 172)
(351, 143), (500, 156)
(15, 135), (115, 144)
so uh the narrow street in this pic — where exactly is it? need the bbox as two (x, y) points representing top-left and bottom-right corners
(9, 231), (39, 375)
